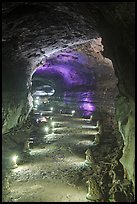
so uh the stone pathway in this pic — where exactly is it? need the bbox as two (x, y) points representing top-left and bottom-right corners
(9, 111), (101, 202)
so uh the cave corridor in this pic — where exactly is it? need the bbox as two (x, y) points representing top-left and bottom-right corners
(2, 2), (135, 202)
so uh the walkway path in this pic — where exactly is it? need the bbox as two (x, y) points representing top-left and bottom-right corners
(10, 110), (101, 202)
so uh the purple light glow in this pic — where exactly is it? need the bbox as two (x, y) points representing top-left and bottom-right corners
(79, 95), (96, 117)
(63, 91), (96, 116)
(35, 64), (87, 87)
(80, 102), (96, 112)
(32, 51), (96, 116)
(33, 51), (94, 88)
(64, 91), (94, 103)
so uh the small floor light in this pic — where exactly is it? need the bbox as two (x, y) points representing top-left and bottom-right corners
(90, 115), (93, 121)
(51, 122), (55, 127)
(12, 155), (18, 168)
(35, 99), (40, 105)
(71, 110), (75, 116)
(45, 127), (49, 133)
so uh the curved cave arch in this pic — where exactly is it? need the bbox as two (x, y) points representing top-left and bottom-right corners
(2, 2), (135, 202)
(31, 51), (97, 92)
(30, 47), (118, 116)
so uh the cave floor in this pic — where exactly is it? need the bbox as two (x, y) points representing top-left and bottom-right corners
(9, 108), (118, 202)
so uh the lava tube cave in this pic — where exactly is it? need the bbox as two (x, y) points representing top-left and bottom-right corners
(2, 2), (135, 202)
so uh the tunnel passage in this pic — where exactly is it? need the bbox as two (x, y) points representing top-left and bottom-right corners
(20, 47), (122, 203)
(31, 51), (98, 117)
(31, 52), (95, 89)
(2, 2), (135, 203)
(31, 49), (118, 117)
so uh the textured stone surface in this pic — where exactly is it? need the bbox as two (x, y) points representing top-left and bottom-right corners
(116, 96), (135, 191)
(86, 176), (102, 201)
(2, 2), (135, 201)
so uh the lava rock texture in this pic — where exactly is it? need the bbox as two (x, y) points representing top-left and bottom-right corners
(2, 2), (135, 201)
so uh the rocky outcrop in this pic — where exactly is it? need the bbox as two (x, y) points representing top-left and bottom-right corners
(2, 94), (27, 134)
(116, 96), (135, 193)
(91, 3), (135, 192)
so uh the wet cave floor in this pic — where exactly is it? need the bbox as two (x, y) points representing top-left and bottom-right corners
(8, 95), (123, 202)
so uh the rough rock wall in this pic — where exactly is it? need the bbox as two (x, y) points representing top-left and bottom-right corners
(2, 1), (135, 198)
(94, 3), (135, 189)
(2, 1), (98, 134)
(71, 2), (135, 188)
(2, 54), (32, 134)
(116, 97), (135, 192)
(2, 95), (26, 134)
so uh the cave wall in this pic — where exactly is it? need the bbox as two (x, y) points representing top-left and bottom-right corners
(2, 53), (32, 134)
(2, 2), (98, 136)
(93, 3), (135, 189)
(76, 2), (135, 188)
(2, 2), (135, 196)
(116, 97), (135, 192)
